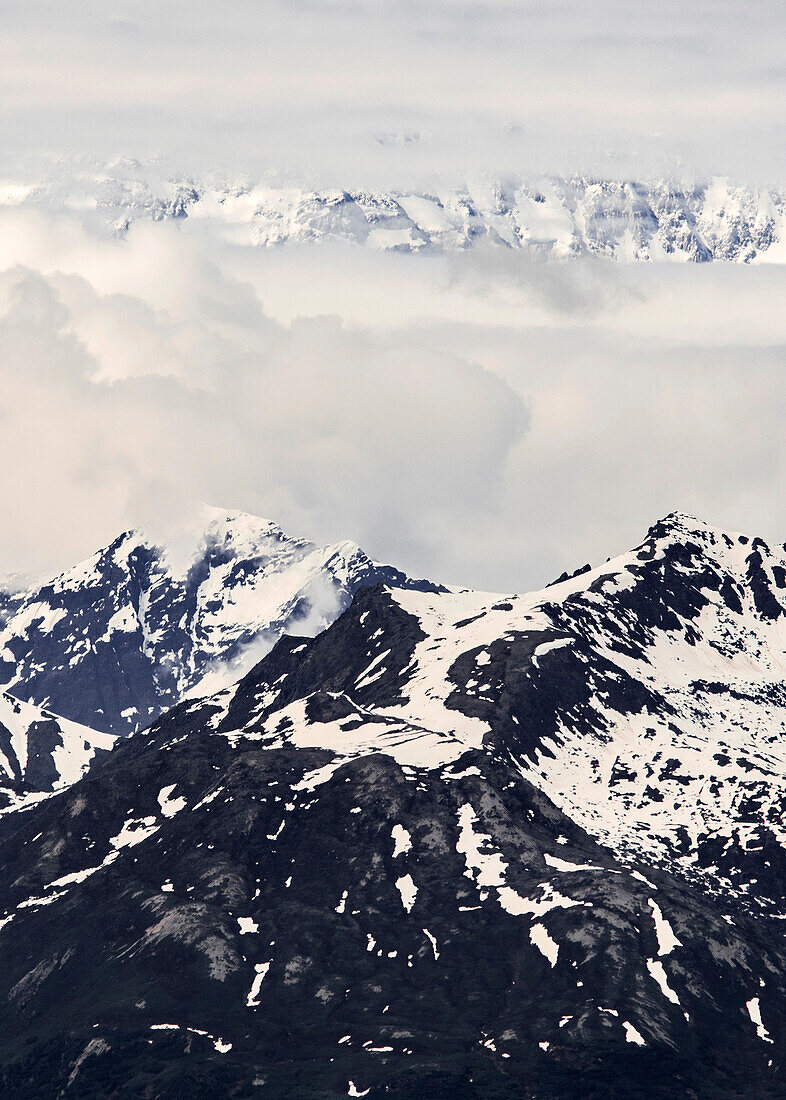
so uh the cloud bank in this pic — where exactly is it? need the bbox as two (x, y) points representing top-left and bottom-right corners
(0, 211), (526, 581)
(0, 209), (784, 591)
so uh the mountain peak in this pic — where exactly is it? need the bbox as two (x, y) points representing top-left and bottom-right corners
(655, 509), (708, 530)
(646, 510), (741, 543)
(3, 510), (786, 1093)
(0, 512), (437, 737)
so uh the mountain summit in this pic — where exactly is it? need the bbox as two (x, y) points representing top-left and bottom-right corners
(0, 508), (439, 738)
(1, 513), (785, 1096)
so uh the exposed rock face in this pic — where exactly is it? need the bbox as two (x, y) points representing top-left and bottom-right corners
(1, 513), (786, 1096)
(0, 689), (113, 809)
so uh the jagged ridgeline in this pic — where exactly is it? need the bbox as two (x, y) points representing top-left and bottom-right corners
(1, 513), (786, 1097)
(3, 165), (785, 261)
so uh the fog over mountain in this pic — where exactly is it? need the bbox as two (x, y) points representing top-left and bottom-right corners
(4, 164), (786, 261)
(0, 0), (783, 590)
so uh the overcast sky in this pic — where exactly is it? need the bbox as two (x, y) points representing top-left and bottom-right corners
(1, 0), (785, 184)
(0, 1), (784, 590)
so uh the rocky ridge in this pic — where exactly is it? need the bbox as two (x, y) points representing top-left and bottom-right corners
(0, 508), (438, 738)
(1, 513), (785, 1096)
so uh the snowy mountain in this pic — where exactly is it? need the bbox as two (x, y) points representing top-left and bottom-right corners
(3, 162), (785, 261)
(0, 508), (439, 737)
(2, 512), (786, 1096)
(0, 690), (113, 810)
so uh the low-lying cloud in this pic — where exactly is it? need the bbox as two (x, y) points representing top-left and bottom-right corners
(0, 211), (527, 582)
(1, 208), (785, 592)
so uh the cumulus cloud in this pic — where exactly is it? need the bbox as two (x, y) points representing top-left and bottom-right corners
(0, 211), (527, 580)
(0, 209), (784, 593)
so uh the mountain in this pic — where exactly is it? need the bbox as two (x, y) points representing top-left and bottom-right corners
(0, 690), (113, 811)
(0, 508), (439, 738)
(1, 512), (785, 1097)
(3, 162), (786, 261)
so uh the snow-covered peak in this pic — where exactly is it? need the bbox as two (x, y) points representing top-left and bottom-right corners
(646, 510), (753, 546)
(169, 512), (786, 920)
(173, 505), (290, 553)
(0, 510), (437, 736)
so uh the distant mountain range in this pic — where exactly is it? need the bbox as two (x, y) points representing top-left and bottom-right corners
(2, 511), (786, 1096)
(2, 161), (785, 261)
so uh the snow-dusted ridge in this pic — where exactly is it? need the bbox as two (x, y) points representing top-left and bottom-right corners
(175, 511), (786, 911)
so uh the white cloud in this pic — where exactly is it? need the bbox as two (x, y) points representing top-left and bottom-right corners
(0, 209), (784, 592)
(0, 211), (526, 581)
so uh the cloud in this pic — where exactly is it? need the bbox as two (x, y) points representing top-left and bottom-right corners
(0, 7), (783, 598)
(0, 211), (527, 580)
(0, 208), (785, 593)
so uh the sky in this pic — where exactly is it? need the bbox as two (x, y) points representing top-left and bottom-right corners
(1, 0), (785, 184)
(0, 1), (784, 591)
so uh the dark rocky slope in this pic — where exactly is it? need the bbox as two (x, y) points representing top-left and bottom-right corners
(1, 514), (785, 1096)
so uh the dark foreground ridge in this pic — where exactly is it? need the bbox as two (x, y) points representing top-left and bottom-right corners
(0, 513), (785, 1097)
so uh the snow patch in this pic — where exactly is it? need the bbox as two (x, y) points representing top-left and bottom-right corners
(157, 784), (187, 818)
(530, 923), (559, 967)
(746, 997), (773, 1043)
(623, 1021), (646, 1046)
(649, 899), (681, 956)
(246, 961), (271, 1007)
(391, 823), (412, 857)
(646, 959), (681, 1005)
(396, 874), (417, 913)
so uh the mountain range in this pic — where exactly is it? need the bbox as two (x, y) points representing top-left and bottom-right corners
(3, 162), (785, 262)
(0, 510), (785, 1096)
